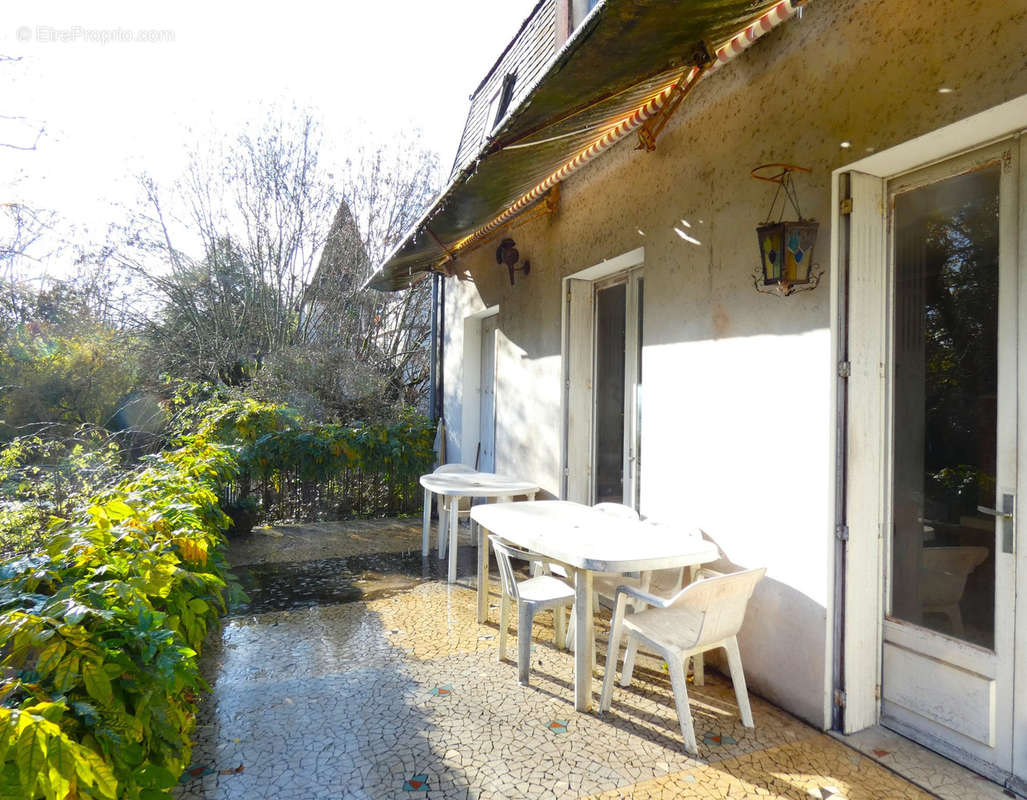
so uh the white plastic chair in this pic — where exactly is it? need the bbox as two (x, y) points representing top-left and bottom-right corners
(432, 463), (475, 557)
(920, 546), (988, 637)
(490, 535), (576, 685)
(600, 566), (766, 754)
(590, 519), (706, 675)
(433, 463), (476, 473)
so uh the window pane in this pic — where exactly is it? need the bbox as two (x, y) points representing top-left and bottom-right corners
(891, 164), (1000, 649)
(594, 283), (626, 504)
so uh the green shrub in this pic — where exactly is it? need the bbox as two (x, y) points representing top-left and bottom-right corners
(0, 394), (435, 798)
(240, 412), (435, 485)
(0, 430), (126, 557)
(0, 434), (239, 799)
(0, 322), (139, 437)
(193, 397), (435, 520)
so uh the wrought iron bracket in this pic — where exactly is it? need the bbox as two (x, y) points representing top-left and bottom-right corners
(752, 263), (824, 297)
(635, 55), (711, 152)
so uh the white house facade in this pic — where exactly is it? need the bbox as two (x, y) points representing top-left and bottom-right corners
(366, 0), (1027, 791)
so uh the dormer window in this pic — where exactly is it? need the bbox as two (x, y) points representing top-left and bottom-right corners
(558, 0), (601, 48)
(490, 73), (517, 132)
(571, 0), (601, 29)
(479, 73), (517, 151)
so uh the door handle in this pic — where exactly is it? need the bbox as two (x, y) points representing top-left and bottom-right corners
(978, 493), (1015, 554)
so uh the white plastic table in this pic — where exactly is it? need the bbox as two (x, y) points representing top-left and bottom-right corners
(470, 500), (720, 712)
(419, 471), (540, 583)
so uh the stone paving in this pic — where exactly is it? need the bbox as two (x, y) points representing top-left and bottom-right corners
(175, 520), (942, 800)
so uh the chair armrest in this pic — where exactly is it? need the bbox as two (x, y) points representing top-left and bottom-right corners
(613, 583), (675, 609)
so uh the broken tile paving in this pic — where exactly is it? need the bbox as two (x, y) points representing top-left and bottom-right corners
(173, 519), (994, 799)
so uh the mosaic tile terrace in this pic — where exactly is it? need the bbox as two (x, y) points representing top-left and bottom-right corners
(173, 520), (983, 799)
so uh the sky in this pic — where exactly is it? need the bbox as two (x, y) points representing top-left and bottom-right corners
(1, 0), (539, 273)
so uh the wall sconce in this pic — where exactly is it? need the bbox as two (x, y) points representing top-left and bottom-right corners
(751, 164), (822, 297)
(496, 238), (530, 286)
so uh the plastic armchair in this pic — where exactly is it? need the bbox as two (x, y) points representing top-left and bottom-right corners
(566, 505), (664, 664)
(599, 566), (766, 754)
(490, 535), (576, 685)
(920, 546), (988, 637)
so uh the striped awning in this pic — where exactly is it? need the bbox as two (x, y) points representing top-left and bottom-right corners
(366, 0), (805, 291)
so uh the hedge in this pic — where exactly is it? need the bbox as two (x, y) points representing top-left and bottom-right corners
(207, 399), (436, 523)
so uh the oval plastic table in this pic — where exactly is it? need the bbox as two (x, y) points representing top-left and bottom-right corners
(470, 500), (720, 712)
(419, 471), (540, 584)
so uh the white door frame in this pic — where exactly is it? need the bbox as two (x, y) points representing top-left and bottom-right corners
(831, 93), (1027, 783)
(561, 247), (644, 501)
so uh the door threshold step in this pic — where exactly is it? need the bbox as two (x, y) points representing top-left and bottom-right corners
(831, 725), (1019, 800)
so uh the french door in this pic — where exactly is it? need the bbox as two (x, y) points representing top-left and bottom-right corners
(564, 261), (643, 507)
(880, 139), (1022, 780)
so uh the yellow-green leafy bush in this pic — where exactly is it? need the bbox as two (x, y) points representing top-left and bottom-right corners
(0, 434), (238, 799)
(0, 396), (435, 798)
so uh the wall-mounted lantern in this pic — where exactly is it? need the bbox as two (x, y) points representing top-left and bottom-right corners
(751, 164), (822, 297)
(496, 238), (530, 286)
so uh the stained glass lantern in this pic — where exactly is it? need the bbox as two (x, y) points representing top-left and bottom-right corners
(751, 164), (822, 296)
(756, 220), (819, 290)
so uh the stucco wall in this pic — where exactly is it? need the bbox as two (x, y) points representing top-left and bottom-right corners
(440, 0), (1027, 728)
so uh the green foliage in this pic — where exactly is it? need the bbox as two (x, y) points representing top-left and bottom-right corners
(240, 412), (435, 486)
(0, 431), (126, 557)
(0, 426), (238, 799)
(173, 389), (434, 482)
(0, 279), (140, 436)
(0, 392), (434, 798)
(196, 396), (435, 517)
(165, 387), (435, 516)
(188, 395), (301, 446)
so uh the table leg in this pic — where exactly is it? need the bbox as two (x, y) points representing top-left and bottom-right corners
(437, 501), (447, 558)
(574, 570), (594, 712)
(447, 495), (460, 583)
(477, 523), (489, 624)
(422, 488), (432, 556)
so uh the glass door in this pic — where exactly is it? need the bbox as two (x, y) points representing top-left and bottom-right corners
(882, 140), (1019, 776)
(592, 270), (642, 506)
(478, 314), (497, 472)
